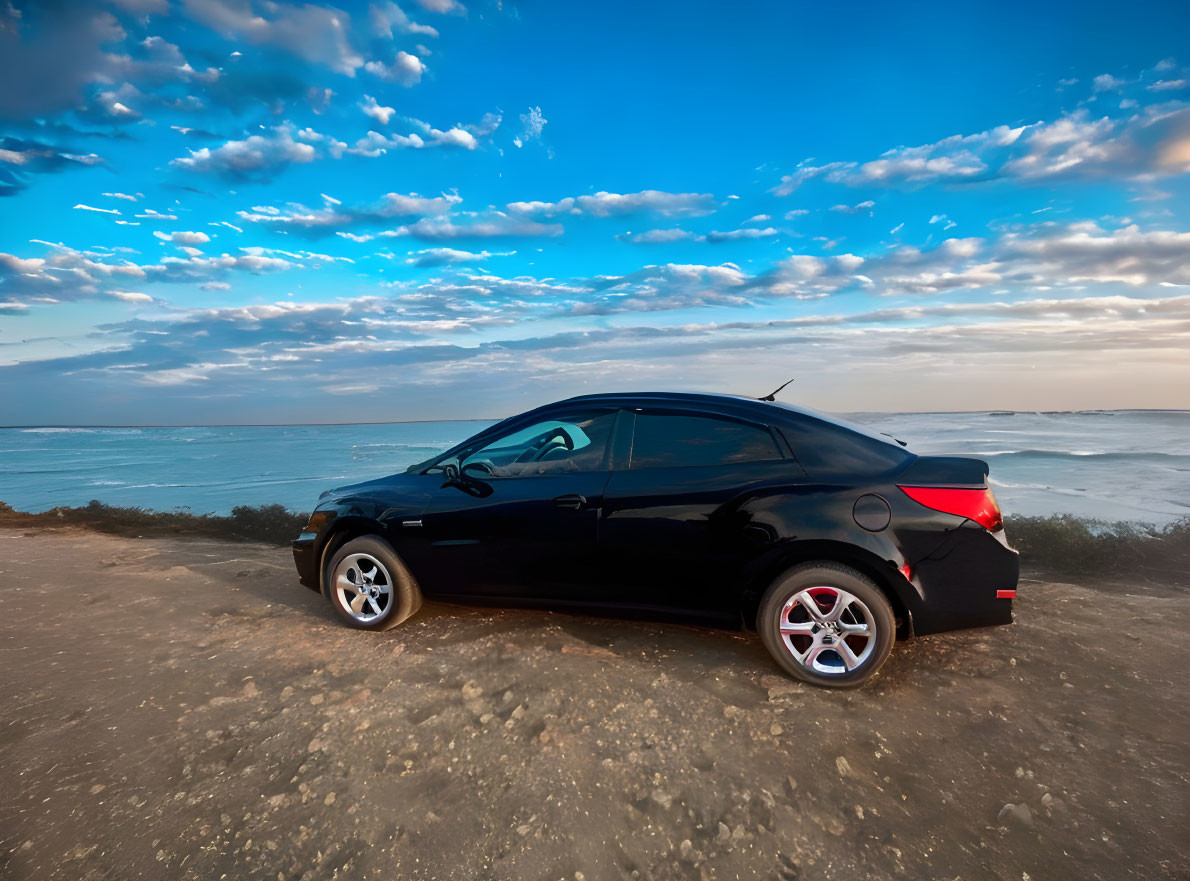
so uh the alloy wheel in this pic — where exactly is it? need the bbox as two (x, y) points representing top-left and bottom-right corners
(332, 552), (393, 624)
(777, 586), (876, 675)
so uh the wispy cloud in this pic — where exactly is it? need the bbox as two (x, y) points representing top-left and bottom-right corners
(508, 190), (717, 217)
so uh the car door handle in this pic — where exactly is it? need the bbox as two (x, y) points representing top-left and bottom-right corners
(552, 493), (587, 509)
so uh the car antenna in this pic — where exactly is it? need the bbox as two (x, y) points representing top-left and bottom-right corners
(758, 377), (795, 402)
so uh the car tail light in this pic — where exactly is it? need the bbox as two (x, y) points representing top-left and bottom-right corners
(897, 485), (1004, 532)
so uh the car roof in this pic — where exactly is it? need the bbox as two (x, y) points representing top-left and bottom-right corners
(555, 391), (909, 449)
(558, 390), (810, 422)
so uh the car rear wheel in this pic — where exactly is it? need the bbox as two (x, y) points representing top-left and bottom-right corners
(758, 561), (895, 688)
(323, 536), (422, 631)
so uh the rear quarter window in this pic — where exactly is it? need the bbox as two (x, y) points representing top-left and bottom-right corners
(779, 416), (914, 477)
(631, 412), (783, 469)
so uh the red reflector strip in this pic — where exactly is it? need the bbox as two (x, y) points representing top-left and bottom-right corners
(996, 589), (1016, 599)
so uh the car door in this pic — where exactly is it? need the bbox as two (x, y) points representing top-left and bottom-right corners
(416, 408), (621, 602)
(599, 408), (802, 616)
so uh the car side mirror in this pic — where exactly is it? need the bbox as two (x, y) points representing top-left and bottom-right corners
(441, 462), (492, 498)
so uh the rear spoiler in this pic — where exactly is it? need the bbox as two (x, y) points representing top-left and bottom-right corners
(895, 455), (989, 488)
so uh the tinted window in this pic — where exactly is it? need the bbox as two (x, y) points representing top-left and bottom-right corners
(631, 413), (782, 469)
(460, 411), (616, 477)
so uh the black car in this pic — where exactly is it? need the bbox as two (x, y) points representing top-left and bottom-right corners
(292, 392), (1018, 687)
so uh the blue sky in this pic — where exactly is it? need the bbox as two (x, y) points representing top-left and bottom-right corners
(2, 0), (1189, 424)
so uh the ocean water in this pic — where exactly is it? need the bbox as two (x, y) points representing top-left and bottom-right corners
(1, 411), (1187, 525)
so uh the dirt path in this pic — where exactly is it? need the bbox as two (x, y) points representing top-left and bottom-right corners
(0, 528), (1186, 881)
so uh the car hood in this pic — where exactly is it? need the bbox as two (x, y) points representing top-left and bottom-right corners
(317, 472), (434, 504)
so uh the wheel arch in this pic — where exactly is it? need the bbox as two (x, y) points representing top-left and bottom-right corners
(741, 539), (915, 639)
(316, 515), (388, 595)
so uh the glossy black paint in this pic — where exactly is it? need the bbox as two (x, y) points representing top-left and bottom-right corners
(292, 392), (1019, 635)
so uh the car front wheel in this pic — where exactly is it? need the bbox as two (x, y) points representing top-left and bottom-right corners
(758, 561), (895, 688)
(323, 536), (422, 631)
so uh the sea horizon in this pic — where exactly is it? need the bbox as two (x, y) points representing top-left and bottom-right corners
(3, 406), (1188, 430)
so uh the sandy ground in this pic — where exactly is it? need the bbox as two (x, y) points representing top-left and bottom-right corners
(0, 528), (1186, 881)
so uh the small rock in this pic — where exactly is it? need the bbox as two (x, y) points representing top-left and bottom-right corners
(770, 723), (784, 736)
(324, 792), (336, 806)
(998, 803), (1033, 827)
(716, 821), (731, 843)
(835, 756), (853, 777)
(854, 805), (865, 820)
(732, 824), (746, 841)
(391, 644), (405, 658)
(89, 784), (106, 795)
(510, 704), (525, 721)
(309, 694), (324, 706)
(785, 776), (798, 795)
(461, 681), (483, 701)
(516, 824), (532, 837)
(679, 839), (693, 860)
(651, 789), (673, 809)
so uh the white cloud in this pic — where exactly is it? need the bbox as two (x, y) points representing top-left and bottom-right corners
(364, 51), (425, 85)
(1093, 73), (1127, 92)
(705, 227), (779, 242)
(108, 290), (153, 303)
(171, 125), (317, 179)
(154, 230), (211, 245)
(513, 106), (547, 148)
(387, 215), (563, 240)
(829, 200), (875, 214)
(1147, 79), (1189, 92)
(181, 0), (364, 75)
(776, 101), (1190, 192)
(103, 192), (142, 202)
(73, 204), (121, 214)
(465, 112), (502, 137)
(415, 0), (466, 14)
(237, 191), (461, 235)
(369, 1), (438, 38)
(430, 127), (477, 149)
(508, 190), (716, 217)
(360, 95), (395, 125)
(617, 228), (704, 244)
(404, 248), (513, 266)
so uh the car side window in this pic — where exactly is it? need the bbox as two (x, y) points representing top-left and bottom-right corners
(459, 411), (616, 477)
(630, 412), (782, 469)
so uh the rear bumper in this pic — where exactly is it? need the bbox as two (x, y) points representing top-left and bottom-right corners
(908, 525), (1019, 636)
(292, 533), (321, 592)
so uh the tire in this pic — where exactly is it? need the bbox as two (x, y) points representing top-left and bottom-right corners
(757, 561), (895, 688)
(322, 536), (422, 631)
